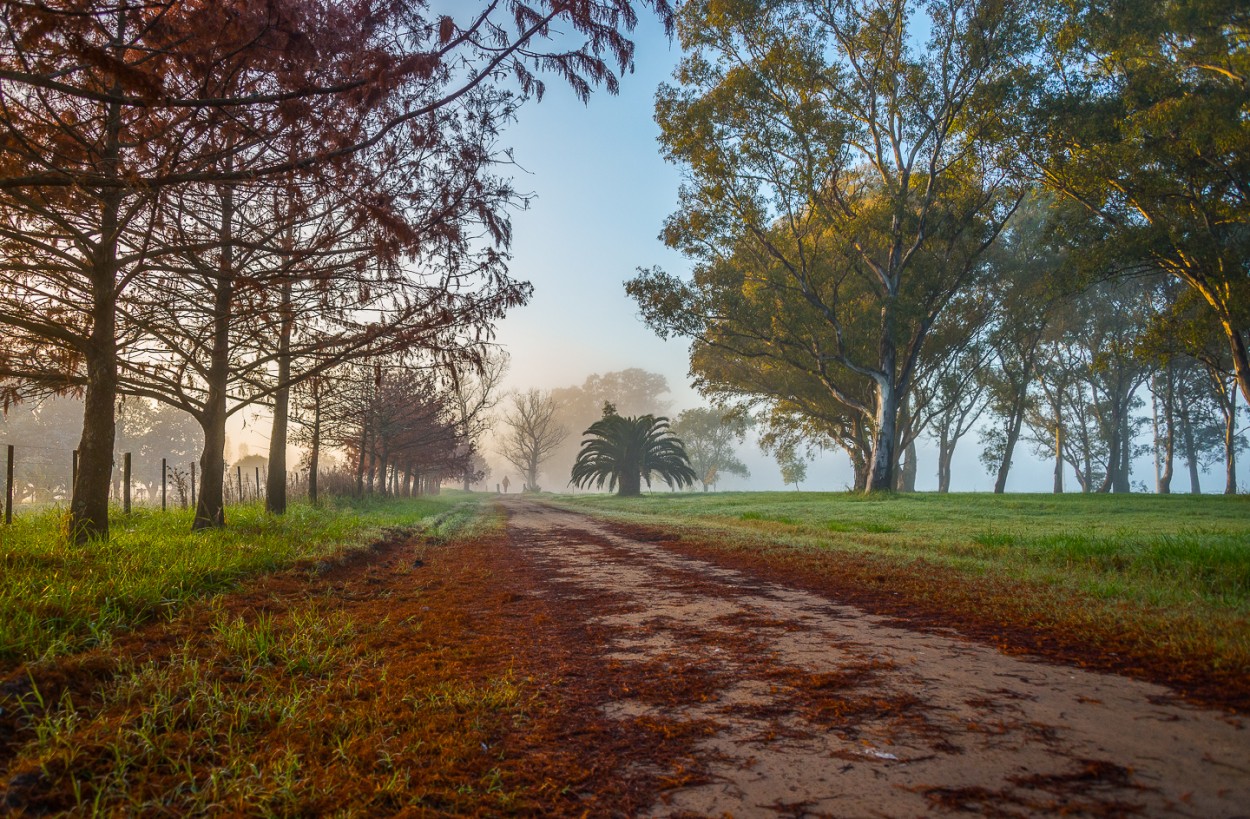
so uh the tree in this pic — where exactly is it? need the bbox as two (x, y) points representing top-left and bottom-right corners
(916, 342), (991, 494)
(671, 407), (751, 491)
(0, 0), (675, 541)
(497, 389), (568, 492)
(448, 351), (510, 491)
(570, 405), (696, 496)
(973, 195), (1080, 493)
(290, 371), (334, 505)
(1019, 278), (1154, 493)
(119, 111), (527, 528)
(630, 0), (1035, 492)
(776, 446), (808, 491)
(546, 369), (673, 481)
(1035, 0), (1250, 407)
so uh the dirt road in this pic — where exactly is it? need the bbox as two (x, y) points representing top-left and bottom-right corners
(504, 499), (1250, 817)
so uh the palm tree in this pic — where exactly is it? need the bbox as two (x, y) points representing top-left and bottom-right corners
(570, 407), (697, 496)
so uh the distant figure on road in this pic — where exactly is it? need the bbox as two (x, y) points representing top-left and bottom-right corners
(502, 476), (511, 493)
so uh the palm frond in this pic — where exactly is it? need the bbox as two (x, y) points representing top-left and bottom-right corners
(569, 413), (697, 496)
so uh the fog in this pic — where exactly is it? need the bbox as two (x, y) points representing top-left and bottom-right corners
(480, 366), (1246, 496)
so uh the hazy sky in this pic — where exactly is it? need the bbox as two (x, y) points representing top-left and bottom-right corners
(493, 18), (692, 401)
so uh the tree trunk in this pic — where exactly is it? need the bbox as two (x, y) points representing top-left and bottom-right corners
(866, 377), (898, 492)
(937, 428), (952, 494)
(192, 185), (235, 531)
(1053, 423), (1064, 494)
(1178, 399), (1200, 494)
(851, 453), (869, 492)
(1097, 407), (1120, 494)
(376, 442), (390, 497)
(1225, 389), (1237, 495)
(71, 254), (119, 543)
(1115, 402), (1132, 493)
(354, 424), (369, 499)
(68, 65), (126, 543)
(266, 279), (294, 514)
(1080, 432), (1093, 493)
(901, 438), (917, 492)
(307, 382), (321, 505)
(993, 406), (1025, 494)
(1152, 371), (1174, 494)
(618, 469), (642, 497)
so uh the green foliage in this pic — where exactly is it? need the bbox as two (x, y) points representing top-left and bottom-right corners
(0, 496), (475, 663)
(630, 0), (1038, 492)
(777, 451), (807, 490)
(569, 411), (698, 496)
(1036, 0), (1250, 402)
(671, 407), (751, 489)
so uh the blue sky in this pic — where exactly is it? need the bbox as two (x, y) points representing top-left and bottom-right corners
(493, 17), (692, 400)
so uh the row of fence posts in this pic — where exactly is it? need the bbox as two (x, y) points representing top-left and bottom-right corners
(2, 446), (271, 525)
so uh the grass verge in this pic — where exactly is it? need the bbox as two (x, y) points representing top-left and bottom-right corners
(1, 498), (708, 815)
(548, 491), (1250, 708)
(0, 493), (478, 664)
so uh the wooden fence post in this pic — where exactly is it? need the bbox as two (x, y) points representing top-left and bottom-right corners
(161, 457), (167, 511)
(190, 462), (196, 507)
(255, 466), (261, 501)
(236, 466), (243, 503)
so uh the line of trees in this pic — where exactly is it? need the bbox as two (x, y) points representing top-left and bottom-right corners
(627, 0), (1247, 494)
(0, 0), (674, 541)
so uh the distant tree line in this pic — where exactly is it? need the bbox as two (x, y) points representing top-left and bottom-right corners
(628, 0), (1247, 493)
(0, 1), (674, 542)
(493, 369), (754, 493)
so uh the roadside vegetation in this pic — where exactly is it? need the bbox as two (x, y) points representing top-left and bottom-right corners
(1, 496), (695, 816)
(0, 495), (476, 664)
(552, 492), (1250, 695)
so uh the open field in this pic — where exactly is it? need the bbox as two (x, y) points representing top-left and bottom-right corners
(0, 495), (478, 664)
(550, 491), (1250, 704)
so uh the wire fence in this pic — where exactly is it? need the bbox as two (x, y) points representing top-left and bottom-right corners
(1, 442), (312, 524)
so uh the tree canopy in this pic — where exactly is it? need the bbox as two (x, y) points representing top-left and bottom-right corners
(629, 0), (1036, 491)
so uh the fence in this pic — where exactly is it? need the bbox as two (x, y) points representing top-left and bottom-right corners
(1, 443), (313, 524)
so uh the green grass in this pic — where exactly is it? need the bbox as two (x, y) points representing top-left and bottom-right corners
(550, 491), (1250, 616)
(0, 493), (481, 663)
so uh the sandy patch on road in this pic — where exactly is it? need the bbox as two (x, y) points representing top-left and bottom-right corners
(505, 500), (1250, 818)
